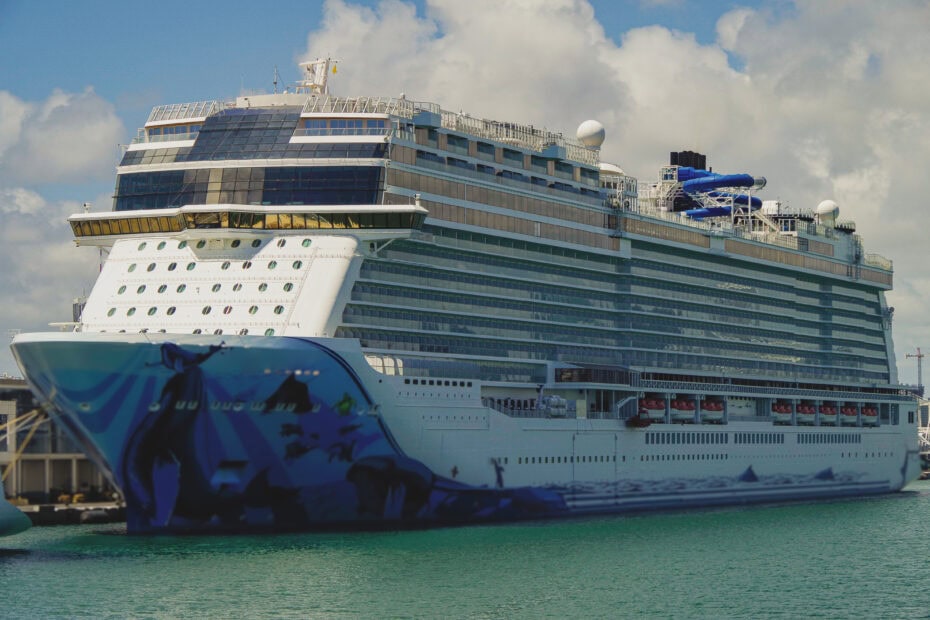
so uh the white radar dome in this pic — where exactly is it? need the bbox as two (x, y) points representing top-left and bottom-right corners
(576, 120), (606, 149)
(816, 199), (840, 225)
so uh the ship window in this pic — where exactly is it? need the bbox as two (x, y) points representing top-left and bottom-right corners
(265, 328), (275, 336)
(258, 283), (268, 292)
(138, 242), (147, 251)
(268, 260), (277, 270)
(202, 306), (212, 315)
(177, 284), (187, 293)
(137, 285), (146, 294)
(127, 307), (136, 316)
(196, 240), (206, 249)
(212, 284), (221, 292)
(249, 306), (258, 315)
(274, 305), (285, 314)
(147, 263), (156, 272)
(186, 262), (196, 271)
(239, 328), (248, 335)
(283, 283), (293, 292)
(118, 285), (126, 295)
(178, 241), (187, 249)
(277, 239), (286, 247)
(214, 329), (223, 335)
(233, 283), (242, 291)
(231, 240), (241, 248)
(157, 241), (166, 250)
(158, 285), (167, 293)
(221, 261), (231, 270)
(292, 260), (303, 269)
(107, 308), (116, 316)
(193, 329), (202, 334)
(243, 261), (252, 269)
(251, 240), (261, 248)
(167, 307), (176, 315)
(223, 306), (232, 315)
(168, 262), (177, 271)
(302, 239), (311, 247)
(147, 307), (157, 316)
(128, 263), (137, 272)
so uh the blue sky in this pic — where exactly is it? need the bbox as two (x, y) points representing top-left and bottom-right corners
(0, 0), (927, 385)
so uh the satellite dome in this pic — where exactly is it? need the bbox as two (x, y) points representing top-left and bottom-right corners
(576, 120), (606, 149)
(816, 199), (839, 226)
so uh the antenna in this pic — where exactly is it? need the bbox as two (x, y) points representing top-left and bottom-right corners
(273, 65), (279, 94)
(907, 348), (925, 396)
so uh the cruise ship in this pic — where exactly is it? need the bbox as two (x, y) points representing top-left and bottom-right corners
(11, 60), (920, 533)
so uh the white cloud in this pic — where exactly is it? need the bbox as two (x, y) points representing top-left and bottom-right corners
(298, 0), (930, 385)
(0, 87), (124, 185)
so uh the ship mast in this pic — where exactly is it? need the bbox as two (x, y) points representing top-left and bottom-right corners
(907, 348), (925, 397)
(296, 57), (338, 95)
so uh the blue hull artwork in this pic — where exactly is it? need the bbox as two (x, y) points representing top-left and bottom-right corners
(12, 336), (566, 533)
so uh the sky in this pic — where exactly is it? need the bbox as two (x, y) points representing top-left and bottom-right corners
(0, 0), (927, 386)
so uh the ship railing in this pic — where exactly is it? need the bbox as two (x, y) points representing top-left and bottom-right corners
(409, 156), (604, 207)
(292, 127), (392, 138)
(863, 253), (893, 271)
(146, 100), (219, 123)
(131, 130), (200, 145)
(301, 95), (439, 118)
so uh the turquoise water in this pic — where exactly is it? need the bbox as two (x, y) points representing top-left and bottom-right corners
(4, 483), (930, 619)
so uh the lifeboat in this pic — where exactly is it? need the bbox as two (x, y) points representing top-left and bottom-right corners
(639, 398), (667, 421)
(699, 400), (724, 423)
(670, 398), (695, 423)
(819, 404), (837, 425)
(771, 402), (793, 425)
(840, 405), (859, 426)
(796, 403), (816, 425)
(861, 406), (879, 426)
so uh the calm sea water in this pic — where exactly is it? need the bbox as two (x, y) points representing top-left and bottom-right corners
(4, 482), (930, 619)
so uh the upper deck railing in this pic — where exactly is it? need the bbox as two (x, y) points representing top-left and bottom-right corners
(147, 100), (219, 123)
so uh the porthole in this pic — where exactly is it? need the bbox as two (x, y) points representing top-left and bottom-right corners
(212, 284), (221, 293)
(221, 261), (231, 270)
(186, 262), (196, 271)
(292, 260), (303, 269)
(157, 241), (167, 250)
(239, 328), (249, 335)
(232, 283), (242, 292)
(178, 241), (187, 249)
(268, 260), (277, 270)
(147, 263), (156, 272)
(166, 306), (176, 315)
(264, 328), (275, 336)
(258, 283), (268, 292)
(274, 305), (285, 315)
(223, 306), (232, 315)
(248, 306), (258, 315)
(242, 261), (252, 270)
(137, 242), (147, 251)
(168, 262), (177, 271)
(277, 239), (286, 248)
(202, 306), (212, 315)
(128, 264), (137, 273)
(231, 239), (241, 248)
(127, 307), (136, 316)
(251, 239), (261, 248)
(177, 284), (187, 293)
(147, 307), (157, 316)
(158, 284), (167, 293)
(302, 239), (311, 247)
(283, 283), (293, 292)
(193, 328), (202, 334)
(196, 240), (206, 249)
(137, 285), (146, 294)
(213, 329), (223, 335)
(117, 285), (127, 295)
(107, 308), (116, 317)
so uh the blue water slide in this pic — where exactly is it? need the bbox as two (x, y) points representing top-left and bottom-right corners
(677, 167), (764, 218)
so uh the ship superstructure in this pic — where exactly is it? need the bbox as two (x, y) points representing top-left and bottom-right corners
(12, 61), (920, 532)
